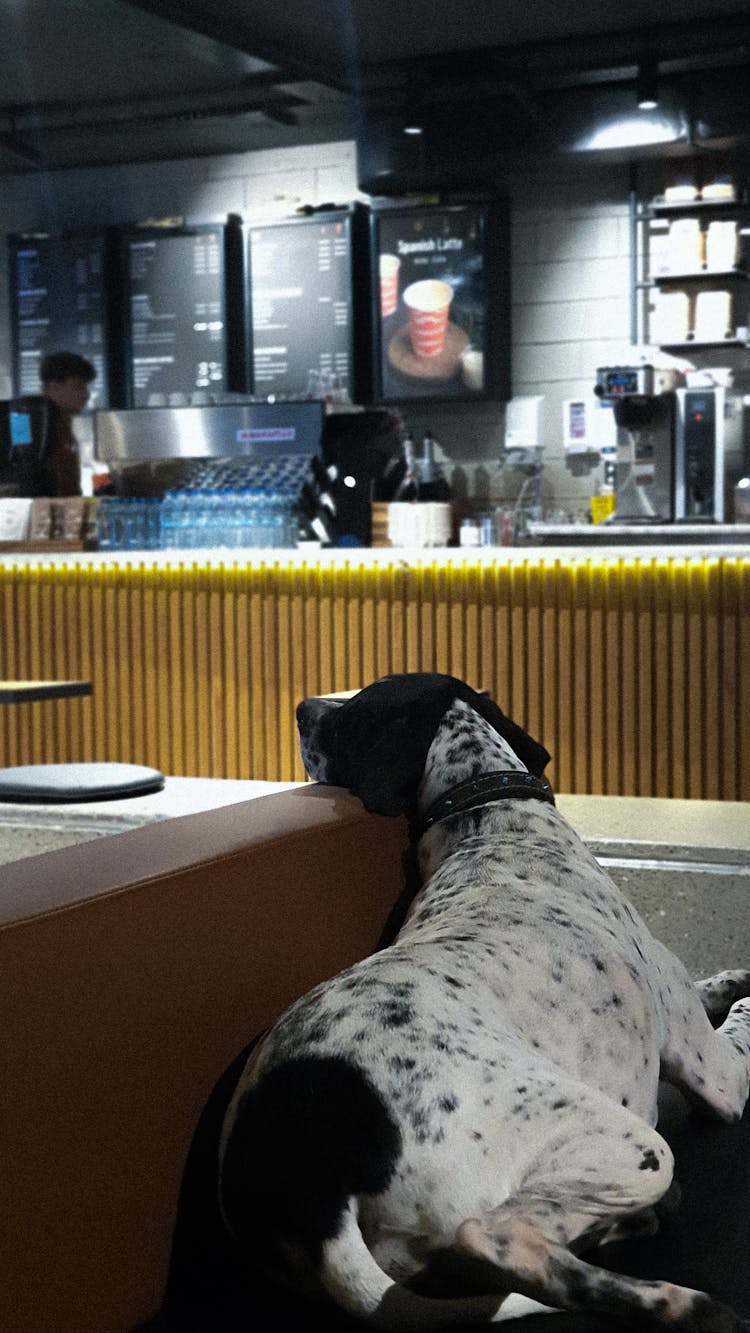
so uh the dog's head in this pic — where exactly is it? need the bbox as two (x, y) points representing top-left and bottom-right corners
(296, 673), (550, 817)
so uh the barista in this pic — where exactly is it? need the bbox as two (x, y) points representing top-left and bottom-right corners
(38, 351), (97, 496)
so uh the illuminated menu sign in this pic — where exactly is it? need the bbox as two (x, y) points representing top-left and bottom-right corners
(372, 203), (490, 403)
(248, 213), (353, 399)
(9, 233), (111, 407)
(125, 227), (226, 406)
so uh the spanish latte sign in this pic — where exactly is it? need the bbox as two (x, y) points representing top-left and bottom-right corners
(373, 204), (487, 402)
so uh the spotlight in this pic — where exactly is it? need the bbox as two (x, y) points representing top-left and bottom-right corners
(637, 57), (659, 110)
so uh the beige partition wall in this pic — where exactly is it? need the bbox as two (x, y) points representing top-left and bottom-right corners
(0, 554), (747, 799)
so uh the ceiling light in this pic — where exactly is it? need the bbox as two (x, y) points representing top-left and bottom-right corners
(584, 113), (680, 150)
(403, 124), (423, 136)
(637, 58), (659, 111)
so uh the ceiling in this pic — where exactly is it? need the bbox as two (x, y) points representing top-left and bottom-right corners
(1, 0), (750, 178)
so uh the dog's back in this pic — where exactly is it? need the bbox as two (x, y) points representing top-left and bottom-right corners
(218, 675), (750, 1331)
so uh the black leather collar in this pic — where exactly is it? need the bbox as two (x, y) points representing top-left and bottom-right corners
(413, 769), (555, 841)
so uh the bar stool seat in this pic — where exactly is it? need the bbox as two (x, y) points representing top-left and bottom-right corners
(0, 763), (165, 804)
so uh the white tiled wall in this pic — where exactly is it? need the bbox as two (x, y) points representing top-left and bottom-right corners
(0, 140), (640, 514)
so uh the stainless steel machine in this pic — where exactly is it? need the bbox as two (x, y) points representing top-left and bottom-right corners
(674, 387), (745, 522)
(94, 400), (324, 496)
(594, 365), (746, 522)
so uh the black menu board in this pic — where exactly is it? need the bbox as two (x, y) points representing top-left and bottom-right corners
(124, 226), (227, 406)
(8, 232), (113, 407)
(247, 211), (356, 401)
(370, 199), (508, 403)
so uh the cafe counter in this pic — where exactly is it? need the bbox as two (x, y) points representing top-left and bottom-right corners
(1, 543), (747, 800)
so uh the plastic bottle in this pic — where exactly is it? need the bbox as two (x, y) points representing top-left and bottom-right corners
(95, 497), (113, 550)
(394, 431), (418, 501)
(417, 429), (451, 501)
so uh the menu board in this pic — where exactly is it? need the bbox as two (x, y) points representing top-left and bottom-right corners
(9, 232), (112, 407)
(248, 212), (355, 400)
(371, 202), (495, 403)
(125, 227), (227, 406)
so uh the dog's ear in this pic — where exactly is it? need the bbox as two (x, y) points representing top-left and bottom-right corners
(329, 674), (483, 815)
(313, 672), (551, 812)
(472, 694), (551, 777)
(335, 716), (429, 816)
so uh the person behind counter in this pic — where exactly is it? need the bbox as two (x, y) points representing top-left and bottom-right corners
(38, 350), (97, 496)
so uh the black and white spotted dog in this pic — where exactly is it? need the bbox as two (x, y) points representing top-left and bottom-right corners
(218, 672), (750, 1330)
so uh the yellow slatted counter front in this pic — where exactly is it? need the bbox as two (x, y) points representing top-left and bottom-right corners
(0, 552), (747, 799)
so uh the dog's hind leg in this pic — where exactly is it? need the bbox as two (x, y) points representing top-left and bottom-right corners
(642, 944), (750, 1122)
(694, 969), (750, 1024)
(661, 993), (750, 1122)
(456, 1210), (737, 1330)
(454, 1101), (737, 1330)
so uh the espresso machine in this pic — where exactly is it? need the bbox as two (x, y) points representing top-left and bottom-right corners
(594, 365), (745, 522)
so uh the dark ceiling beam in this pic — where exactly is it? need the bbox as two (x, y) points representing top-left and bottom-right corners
(0, 83), (310, 136)
(119, 0), (347, 91)
(359, 11), (750, 98)
(0, 130), (42, 166)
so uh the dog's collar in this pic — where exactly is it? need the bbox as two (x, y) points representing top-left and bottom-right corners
(413, 770), (555, 840)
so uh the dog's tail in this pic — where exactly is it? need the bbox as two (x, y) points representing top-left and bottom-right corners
(320, 1198), (505, 1328)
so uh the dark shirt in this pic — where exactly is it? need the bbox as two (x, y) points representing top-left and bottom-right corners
(38, 401), (82, 497)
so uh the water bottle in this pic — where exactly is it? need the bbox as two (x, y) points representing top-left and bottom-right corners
(199, 490), (214, 548)
(213, 489), (228, 548)
(160, 490), (176, 548)
(121, 497), (139, 550)
(146, 497), (161, 550)
(95, 497), (113, 550)
(174, 491), (191, 549)
(226, 488), (243, 548)
(267, 491), (283, 548)
(109, 497), (124, 549)
(191, 491), (207, 549)
(256, 487), (271, 548)
(242, 487), (258, 548)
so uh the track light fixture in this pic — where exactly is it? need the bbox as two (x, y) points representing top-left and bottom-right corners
(637, 56), (659, 110)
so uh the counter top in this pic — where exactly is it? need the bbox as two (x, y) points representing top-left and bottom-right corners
(0, 541), (749, 569)
(529, 521), (750, 545)
(1, 780), (747, 866)
(1, 785), (746, 978)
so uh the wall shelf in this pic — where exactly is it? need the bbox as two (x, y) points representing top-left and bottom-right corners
(658, 338), (748, 351)
(633, 171), (750, 352)
(645, 196), (750, 217)
(646, 269), (748, 285)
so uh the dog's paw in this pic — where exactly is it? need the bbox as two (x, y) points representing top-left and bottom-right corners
(674, 1295), (741, 1332)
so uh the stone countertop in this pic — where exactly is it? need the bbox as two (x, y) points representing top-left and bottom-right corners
(555, 794), (750, 863)
(0, 776), (303, 866)
(0, 784), (746, 978)
(0, 781), (747, 869)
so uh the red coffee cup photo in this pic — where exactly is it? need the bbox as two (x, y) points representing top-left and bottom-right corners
(379, 253), (401, 318)
(402, 278), (454, 357)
